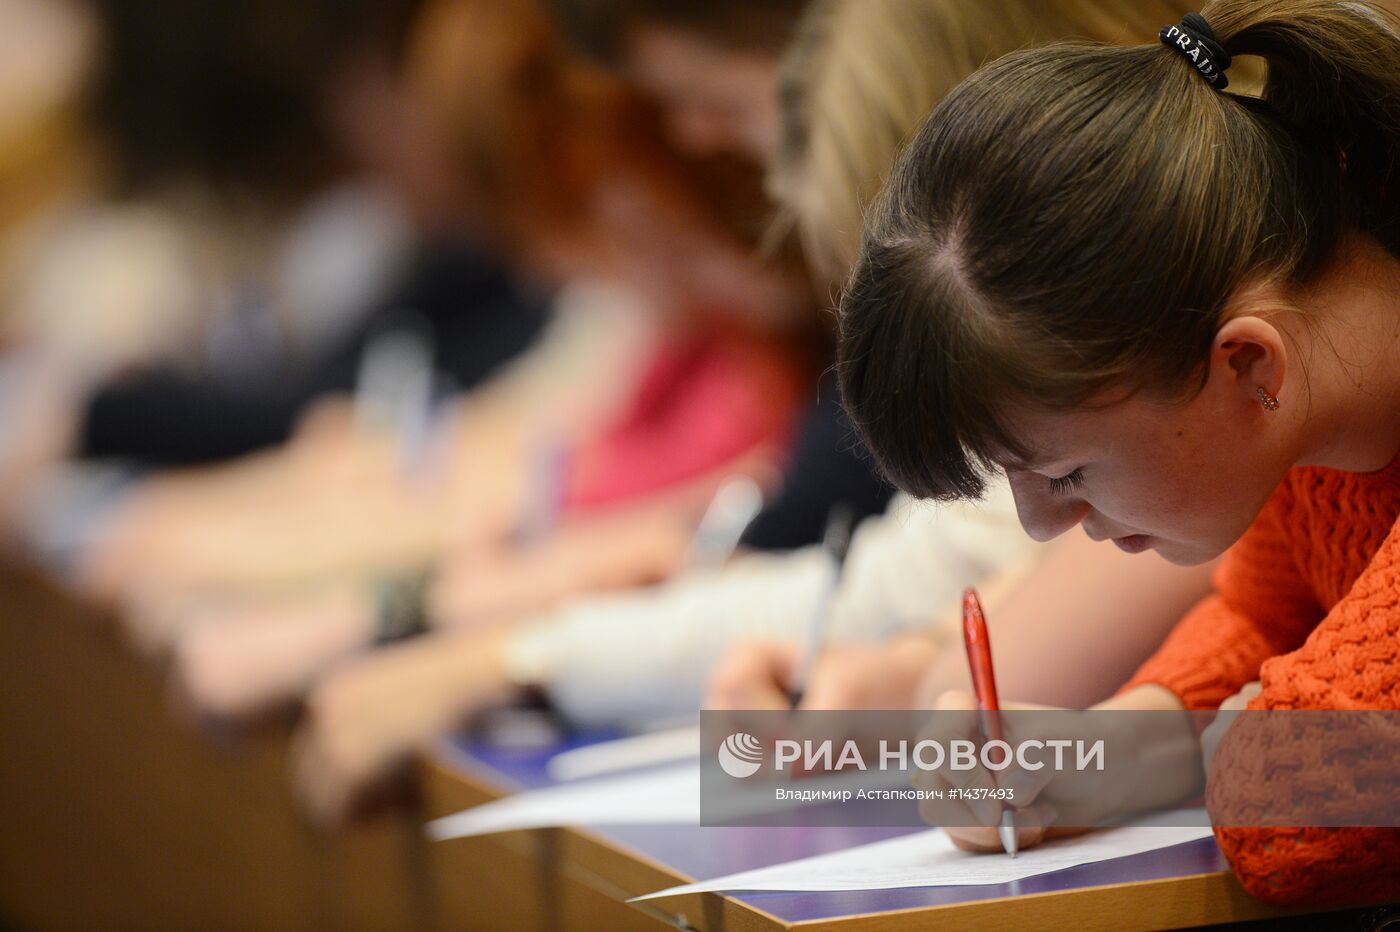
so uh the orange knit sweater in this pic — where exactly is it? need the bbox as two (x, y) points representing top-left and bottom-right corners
(1124, 450), (1400, 906)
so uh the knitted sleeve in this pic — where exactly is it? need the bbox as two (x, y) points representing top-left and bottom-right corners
(1208, 518), (1400, 906)
(1122, 479), (1324, 710)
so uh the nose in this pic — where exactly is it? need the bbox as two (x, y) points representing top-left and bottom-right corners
(1007, 471), (1092, 543)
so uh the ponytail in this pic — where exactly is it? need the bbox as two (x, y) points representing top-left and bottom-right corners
(1206, 0), (1400, 256)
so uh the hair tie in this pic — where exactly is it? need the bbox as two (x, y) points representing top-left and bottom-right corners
(1159, 12), (1232, 89)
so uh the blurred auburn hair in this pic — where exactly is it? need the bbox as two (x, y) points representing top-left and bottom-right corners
(406, 0), (818, 336)
(405, 0), (707, 252)
(406, 0), (589, 239)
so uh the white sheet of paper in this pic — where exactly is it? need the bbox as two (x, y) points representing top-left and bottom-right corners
(546, 726), (700, 782)
(631, 810), (1215, 900)
(426, 761), (700, 840)
(426, 756), (900, 843)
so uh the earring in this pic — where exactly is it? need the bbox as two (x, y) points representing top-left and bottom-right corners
(1256, 386), (1280, 412)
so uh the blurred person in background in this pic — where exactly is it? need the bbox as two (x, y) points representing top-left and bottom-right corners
(24, 0), (767, 587)
(93, 0), (809, 735)
(269, 0), (831, 822)
(81, 0), (806, 611)
(123, 0), (829, 822)
(0, 0), (556, 564)
(546, 0), (898, 554)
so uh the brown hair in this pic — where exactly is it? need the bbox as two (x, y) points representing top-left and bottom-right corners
(770, 0), (1201, 285)
(837, 0), (1400, 500)
(89, 0), (423, 200)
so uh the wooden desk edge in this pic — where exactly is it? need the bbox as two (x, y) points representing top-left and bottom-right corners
(784, 868), (1327, 931)
(417, 752), (1322, 932)
(419, 753), (792, 930)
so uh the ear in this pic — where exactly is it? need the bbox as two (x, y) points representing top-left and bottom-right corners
(1207, 315), (1288, 407)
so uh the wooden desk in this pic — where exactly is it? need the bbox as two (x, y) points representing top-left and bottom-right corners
(419, 733), (1345, 932)
(0, 562), (435, 931)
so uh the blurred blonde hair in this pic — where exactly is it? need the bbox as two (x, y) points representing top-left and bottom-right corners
(770, 0), (1205, 283)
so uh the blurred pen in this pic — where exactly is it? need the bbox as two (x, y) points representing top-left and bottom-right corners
(787, 503), (857, 708)
(686, 476), (764, 568)
(353, 315), (436, 477)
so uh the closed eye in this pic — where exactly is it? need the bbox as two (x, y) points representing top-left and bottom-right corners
(1047, 468), (1085, 496)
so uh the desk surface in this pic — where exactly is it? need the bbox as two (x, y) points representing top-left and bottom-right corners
(429, 728), (1315, 930)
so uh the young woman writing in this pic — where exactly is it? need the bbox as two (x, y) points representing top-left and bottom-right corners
(837, 0), (1400, 905)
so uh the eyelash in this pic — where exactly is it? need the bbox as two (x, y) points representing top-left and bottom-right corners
(1047, 469), (1085, 496)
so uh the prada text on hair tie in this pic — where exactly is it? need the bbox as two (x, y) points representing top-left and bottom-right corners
(1159, 12), (1232, 89)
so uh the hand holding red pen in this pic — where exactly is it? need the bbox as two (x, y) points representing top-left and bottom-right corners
(910, 589), (1114, 853)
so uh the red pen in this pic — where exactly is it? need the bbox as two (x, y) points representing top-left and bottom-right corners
(962, 587), (1018, 857)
